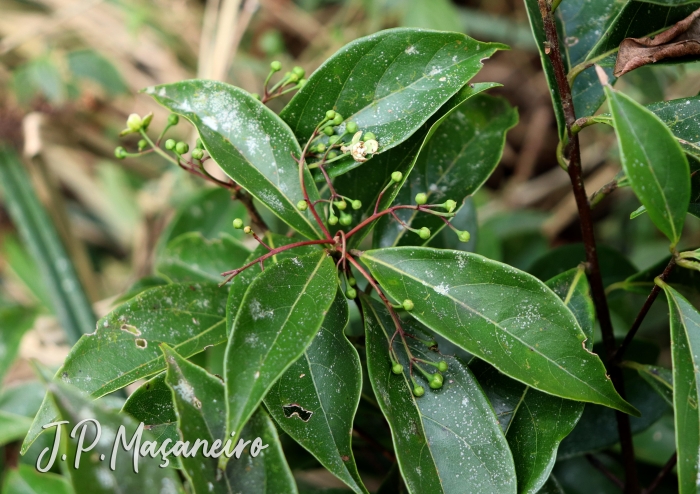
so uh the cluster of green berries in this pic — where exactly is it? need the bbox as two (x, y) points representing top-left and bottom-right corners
(253, 62), (307, 101)
(345, 276), (357, 299)
(391, 358), (448, 396)
(232, 218), (255, 235)
(114, 113), (199, 163)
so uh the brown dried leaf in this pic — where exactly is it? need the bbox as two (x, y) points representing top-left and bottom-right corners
(614, 7), (700, 77)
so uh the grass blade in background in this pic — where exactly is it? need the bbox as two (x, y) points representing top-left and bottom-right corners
(0, 146), (95, 343)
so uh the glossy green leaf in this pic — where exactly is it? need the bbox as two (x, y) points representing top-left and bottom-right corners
(156, 232), (250, 283)
(158, 188), (248, 251)
(146, 80), (323, 240)
(1, 464), (74, 494)
(46, 377), (184, 493)
(227, 409), (298, 494)
(265, 290), (366, 494)
(163, 346), (298, 493)
(225, 233), (322, 335)
(22, 282), (228, 454)
(375, 93), (517, 248)
(505, 271), (592, 491)
(361, 247), (637, 414)
(558, 342), (668, 459)
(122, 372), (179, 447)
(281, 28), (507, 152)
(558, 0), (622, 117)
(0, 306), (36, 382)
(659, 281), (700, 493)
(477, 268), (592, 494)
(644, 96), (700, 166)
(606, 87), (689, 245)
(335, 82), (498, 248)
(163, 346), (226, 492)
(362, 296), (516, 494)
(224, 251), (337, 454)
(623, 362), (673, 406)
(0, 146), (95, 344)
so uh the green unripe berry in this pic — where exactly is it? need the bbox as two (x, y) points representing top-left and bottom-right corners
(333, 113), (343, 125)
(232, 218), (244, 229)
(444, 199), (457, 213)
(114, 146), (127, 159)
(391, 171), (403, 183)
(328, 135), (340, 145)
(196, 138), (203, 149)
(413, 386), (425, 397)
(335, 200), (347, 210)
(346, 287), (357, 299)
(191, 148), (204, 160)
(175, 141), (189, 155)
(165, 139), (176, 150)
(458, 231), (471, 243)
(138, 139), (147, 151)
(326, 110), (336, 120)
(328, 151), (338, 159)
(167, 114), (179, 126)
(415, 193), (428, 205)
(297, 200), (308, 211)
(346, 121), (358, 133)
(429, 375), (443, 389)
(288, 73), (299, 83)
(251, 93), (260, 100)
(363, 132), (376, 141)
(351, 200), (362, 210)
(323, 125), (335, 136)
(141, 113), (153, 129)
(392, 363), (403, 375)
(328, 214), (338, 226)
(127, 113), (142, 132)
(339, 212), (352, 226)
(292, 66), (305, 78)
(438, 361), (448, 373)
(316, 143), (326, 153)
(402, 299), (414, 311)
(348, 277), (356, 287)
(243, 226), (252, 234)
(270, 60), (282, 72)
(298, 79), (307, 88)
(418, 227), (431, 240)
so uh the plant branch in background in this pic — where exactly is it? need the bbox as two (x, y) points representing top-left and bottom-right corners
(611, 257), (677, 364)
(537, 1), (639, 492)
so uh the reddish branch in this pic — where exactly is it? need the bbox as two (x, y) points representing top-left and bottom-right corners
(537, 1), (639, 492)
(611, 257), (676, 364)
(219, 238), (334, 284)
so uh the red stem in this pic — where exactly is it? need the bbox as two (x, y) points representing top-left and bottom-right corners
(345, 205), (418, 239)
(296, 130), (333, 240)
(346, 253), (404, 336)
(220, 239), (334, 283)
